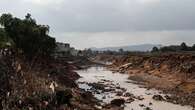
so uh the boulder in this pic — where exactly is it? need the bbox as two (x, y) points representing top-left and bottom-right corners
(116, 91), (123, 96)
(88, 83), (105, 90)
(152, 95), (164, 101)
(126, 97), (135, 103)
(145, 107), (152, 110)
(111, 98), (125, 107)
(124, 92), (133, 97)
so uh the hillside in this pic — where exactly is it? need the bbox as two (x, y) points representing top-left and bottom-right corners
(91, 44), (162, 52)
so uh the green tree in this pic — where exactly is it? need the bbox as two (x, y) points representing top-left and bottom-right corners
(192, 44), (195, 51)
(151, 46), (159, 53)
(0, 13), (56, 57)
(0, 13), (13, 27)
(180, 42), (188, 51)
(119, 48), (124, 53)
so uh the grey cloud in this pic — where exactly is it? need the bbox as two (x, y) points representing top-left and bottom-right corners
(1, 0), (195, 49)
(1, 0), (195, 33)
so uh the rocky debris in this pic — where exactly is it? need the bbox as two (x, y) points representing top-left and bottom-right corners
(80, 91), (94, 101)
(106, 53), (195, 107)
(126, 97), (135, 103)
(102, 105), (124, 110)
(101, 79), (113, 82)
(0, 53), (99, 110)
(88, 83), (105, 90)
(144, 107), (153, 110)
(111, 98), (125, 107)
(118, 63), (133, 73)
(85, 80), (128, 97)
(104, 88), (115, 92)
(48, 66), (80, 88)
(56, 89), (73, 106)
(116, 91), (123, 96)
(136, 96), (144, 100)
(139, 104), (145, 107)
(124, 92), (134, 97)
(152, 95), (165, 101)
(78, 77), (138, 109)
(164, 95), (172, 101)
(162, 92), (195, 106)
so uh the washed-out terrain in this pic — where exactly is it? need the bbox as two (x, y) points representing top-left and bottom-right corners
(77, 67), (193, 110)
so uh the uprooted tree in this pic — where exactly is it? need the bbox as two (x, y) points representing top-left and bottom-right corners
(0, 13), (56, 58)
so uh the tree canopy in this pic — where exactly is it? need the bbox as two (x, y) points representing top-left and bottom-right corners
(151, 42), (195, 53)
(0, 13), (56, 57)
(151, 46), (159, 53)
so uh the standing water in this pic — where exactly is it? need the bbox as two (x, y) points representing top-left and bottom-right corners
(76, 67), (193, 110)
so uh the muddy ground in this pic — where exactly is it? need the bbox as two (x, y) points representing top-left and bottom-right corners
(0, 53), (101, 110)
(2, 51), (195, 110)
(106, 53), (195, 108)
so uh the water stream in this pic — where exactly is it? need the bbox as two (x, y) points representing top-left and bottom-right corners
(76, 67), (193, 110)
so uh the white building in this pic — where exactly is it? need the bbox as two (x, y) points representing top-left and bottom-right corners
(55, 42), (79, 57)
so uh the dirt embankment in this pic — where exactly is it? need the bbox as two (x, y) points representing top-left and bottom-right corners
(108, 53), (195, 107)
(92, 54), (124, 63)
(0, 53), (99, 110)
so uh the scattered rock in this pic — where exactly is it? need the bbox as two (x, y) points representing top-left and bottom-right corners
(111, 98), (125, 107)
(88, 83), (105, 90)
(116, 91), (123, 96)
(136, 96), (144, 100)
(145, 107), (152, 110)
(164, 95), (171, 101)
(124, 92), (133, 97)
(139, 104), (145, 107)
(152, 95), (164, 101)
(145, 93), (152, 95)
(126, 97), (135, 103)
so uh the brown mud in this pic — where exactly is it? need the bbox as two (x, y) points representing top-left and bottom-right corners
(107, 53), (195, 108)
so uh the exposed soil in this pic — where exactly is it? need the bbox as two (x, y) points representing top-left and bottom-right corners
(0, 52), (99, 110)
(106, 53), (195, 108)
(2, 50), (195, 109)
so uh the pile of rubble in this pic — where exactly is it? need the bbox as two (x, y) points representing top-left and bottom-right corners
(0, 51), (99, 110)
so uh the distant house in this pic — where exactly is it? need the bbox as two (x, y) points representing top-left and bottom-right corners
(56, 42), (70, 52)
(70, 47), (79, 56)
(54, 42), (79, 57)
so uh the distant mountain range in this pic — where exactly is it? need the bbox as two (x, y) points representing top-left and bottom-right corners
(90, 44), (162, 52)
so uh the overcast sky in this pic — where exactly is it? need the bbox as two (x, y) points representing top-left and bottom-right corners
(1, 0), (195, 49)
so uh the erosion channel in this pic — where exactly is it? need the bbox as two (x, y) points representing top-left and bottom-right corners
(76, 66), (193, 110)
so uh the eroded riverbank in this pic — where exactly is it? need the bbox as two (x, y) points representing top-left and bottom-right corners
(76, 67), (193, 110)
